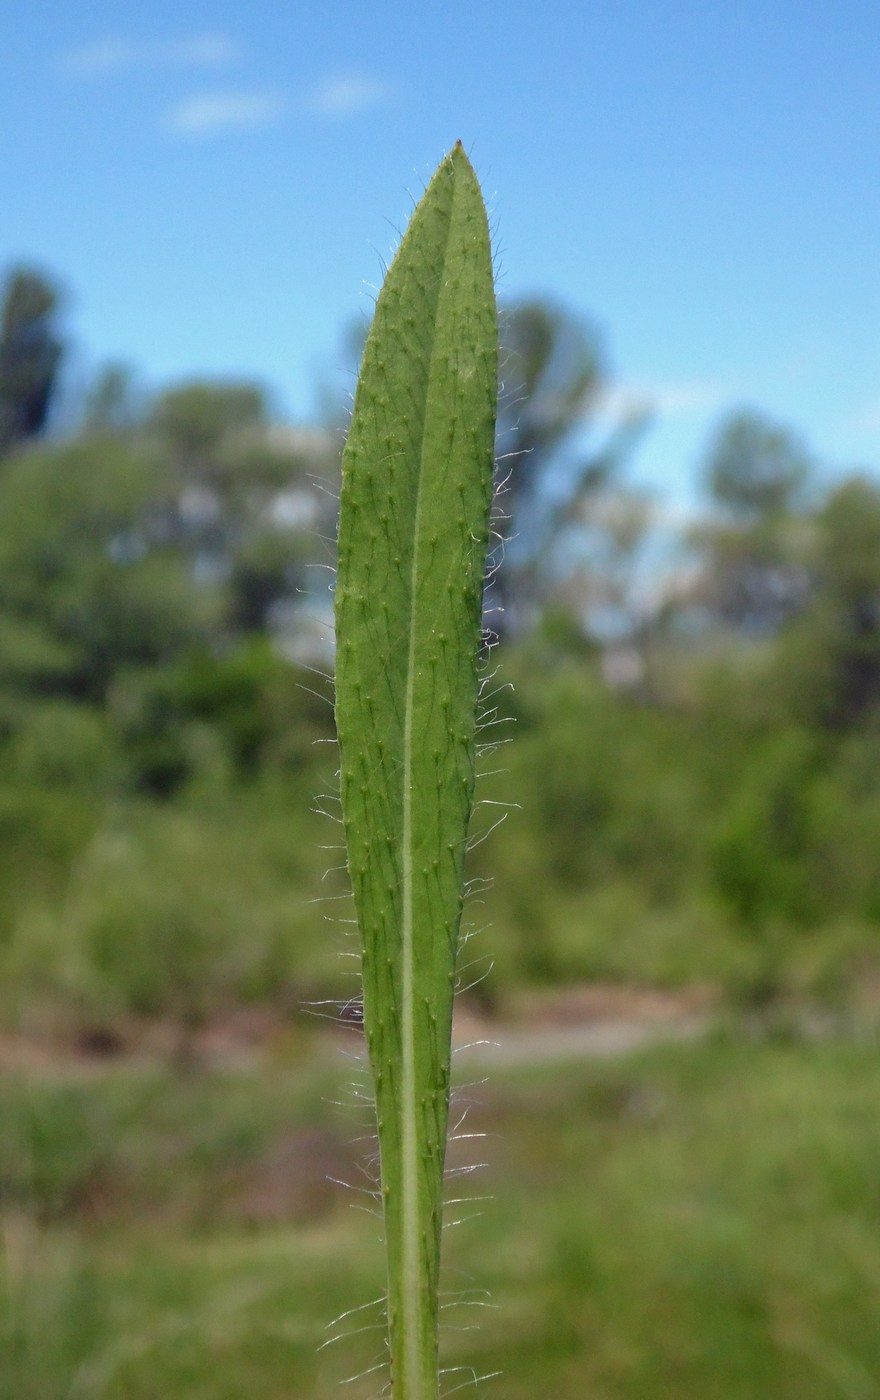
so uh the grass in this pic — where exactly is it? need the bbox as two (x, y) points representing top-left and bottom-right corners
(467, 1035), (880, 1398)
(3, 1029), (880, 1397)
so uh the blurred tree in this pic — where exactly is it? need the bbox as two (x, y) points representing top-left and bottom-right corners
(498, 300), (603, 513)
(0, 438), (221, 702)
(494, 299), (645, 634)
(0, 268), (64, 458)
(776, 475), (880, 728)
(148, 380), (339, 634)
(150, 380), (267, 466)
(707, 410), (810, 520)
(82, 362), (143, 437)
(693, 410), (815, 633)
(550, 487), (660, 690)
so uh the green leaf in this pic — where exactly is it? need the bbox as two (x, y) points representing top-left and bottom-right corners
(335, 144), (497, 1399)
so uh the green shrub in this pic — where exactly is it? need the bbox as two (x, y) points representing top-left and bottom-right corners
(4, 795), (336, 1036)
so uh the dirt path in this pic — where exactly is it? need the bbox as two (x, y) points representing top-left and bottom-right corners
(452, 1011), (711, 1070)
(0, 984), (718, 1076)
(450, 983), (715, 1070)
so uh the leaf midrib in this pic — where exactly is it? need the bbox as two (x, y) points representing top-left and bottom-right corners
(399, 183), (459, 1397)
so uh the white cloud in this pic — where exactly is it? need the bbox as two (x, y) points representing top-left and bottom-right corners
(595, 378), (726, 426)
(307, 73), (392, 118)
(58, 32), (239, 79)
(58, 38), (135, 78)
(166, 89), (287, 136)
(164, 34), (239, 68)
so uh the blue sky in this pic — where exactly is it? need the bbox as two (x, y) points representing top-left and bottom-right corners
(4, 0), (880, 509)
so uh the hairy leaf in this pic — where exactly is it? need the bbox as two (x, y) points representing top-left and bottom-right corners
(335, 144), (497, 1398)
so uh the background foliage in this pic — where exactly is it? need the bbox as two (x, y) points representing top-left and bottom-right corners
(2, 263), (880, 1397)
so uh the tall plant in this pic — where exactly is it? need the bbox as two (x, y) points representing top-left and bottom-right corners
(334, 143), (498, 1399)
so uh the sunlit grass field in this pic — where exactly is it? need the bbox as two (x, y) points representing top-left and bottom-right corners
(3, 1029), (880, 1399)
